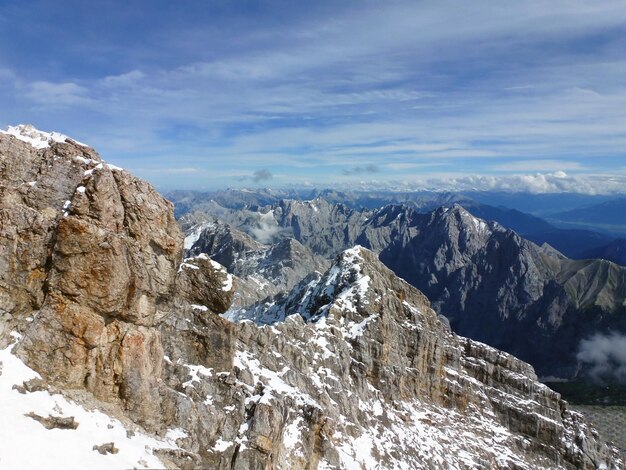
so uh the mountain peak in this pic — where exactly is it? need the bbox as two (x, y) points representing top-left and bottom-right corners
(0, 124), (88, 150)
(437, 203), (499, 237)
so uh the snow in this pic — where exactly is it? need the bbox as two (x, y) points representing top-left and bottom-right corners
(282, 416), (304, 455)
(76, 186), (86, 194)
(177, 259), (200, 273)
(178, 361), (213, 388)
(222, 272), (233, 292)
(73, 156), (93, 165)
(234, 350), (319, 408)
(0, 337), (179, 469)
(0, 124), (71, 149)
(211, 438), (233, 452)
(208, 259), (233, 291)
(469, 214), (490, 235)
(346, 313), (379, 339)
(165, 428), (188, 441)
(183, 225), (204, 250)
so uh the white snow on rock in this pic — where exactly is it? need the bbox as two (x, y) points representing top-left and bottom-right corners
(211, 438), (233, 452)
(183, 225), (205, 250)
(0, 124), (88, 149)
(0, 336), (180, 470)
(208, 259), (234, 291)
(234, 350), (319, 408)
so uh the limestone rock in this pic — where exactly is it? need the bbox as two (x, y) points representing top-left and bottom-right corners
(26, 412), (79, 430)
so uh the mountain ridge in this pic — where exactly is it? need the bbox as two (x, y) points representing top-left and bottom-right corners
(184, 197), (626, 380)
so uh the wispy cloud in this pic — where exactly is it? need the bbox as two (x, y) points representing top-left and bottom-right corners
(1, 1), (626, 190)
(577, 332), (626, 384)
(491, 160), (586, 172)
(342, 164), (380, 176)
(24, 81), (93, 107)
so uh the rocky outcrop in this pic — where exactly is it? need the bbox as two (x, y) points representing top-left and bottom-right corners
(1, 126), (623, 469)
(0, 126), (234, 430)
(188, 246), (623, 468)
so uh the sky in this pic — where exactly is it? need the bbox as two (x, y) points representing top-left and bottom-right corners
(2, 0), (626, 192)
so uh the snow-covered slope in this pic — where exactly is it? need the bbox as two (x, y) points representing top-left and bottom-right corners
(209, 246), (623, 468)
(0, 334), (182, 469)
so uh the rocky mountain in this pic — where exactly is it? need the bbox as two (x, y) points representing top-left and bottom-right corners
(173, 188), (617, 258)
(2, 126), (623, 468)
(183, 198), (626, 380)
(182, 213), (329, 310)
(549, 198), (626, 237)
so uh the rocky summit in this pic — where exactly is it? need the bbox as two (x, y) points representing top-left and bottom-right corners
(0, 126), (623, 469)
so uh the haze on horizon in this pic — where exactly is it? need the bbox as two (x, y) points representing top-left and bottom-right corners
(1, 0), (626, 193)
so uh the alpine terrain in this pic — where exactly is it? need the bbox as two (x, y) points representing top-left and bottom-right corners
(181, 198), (626, 381)
(0, 125), (623, 469)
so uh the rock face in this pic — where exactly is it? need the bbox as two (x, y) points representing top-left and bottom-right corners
(0, 126), (234, 430)
(165, 244), (626, 468)
(1, 126), (624, 469)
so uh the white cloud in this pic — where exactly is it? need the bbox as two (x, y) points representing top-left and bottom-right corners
(491, 160), (585, 172)
(4, 0), (626, 190)
(577, 332), (626, 383)
(24, 81), (92, 107)
(101, 70), (145, 87)
(323, 172), (626, 195)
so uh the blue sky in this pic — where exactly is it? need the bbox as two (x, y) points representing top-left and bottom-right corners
(2, 0), (626, 192)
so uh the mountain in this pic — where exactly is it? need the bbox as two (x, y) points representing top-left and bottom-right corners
(582, 239), (626, 267)
(174, 188), (617, 259)
(375, 206), (626, 379)
(2, 125), (623, 468)
(184, 197), (626, 380)
(183, 213), (329, 310)
(212, 246), (624, 468)
(465, 191), (617, 217)
(549, 198), (626, 236)
(525, 229), (616, 259)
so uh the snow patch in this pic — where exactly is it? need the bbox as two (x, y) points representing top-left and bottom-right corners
(0, 338), (176, 469)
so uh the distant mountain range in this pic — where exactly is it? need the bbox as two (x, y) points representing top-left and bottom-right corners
(582, 239), (626, 267)
(547, 198), (626, 237)
(168, 188), (622, 260)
